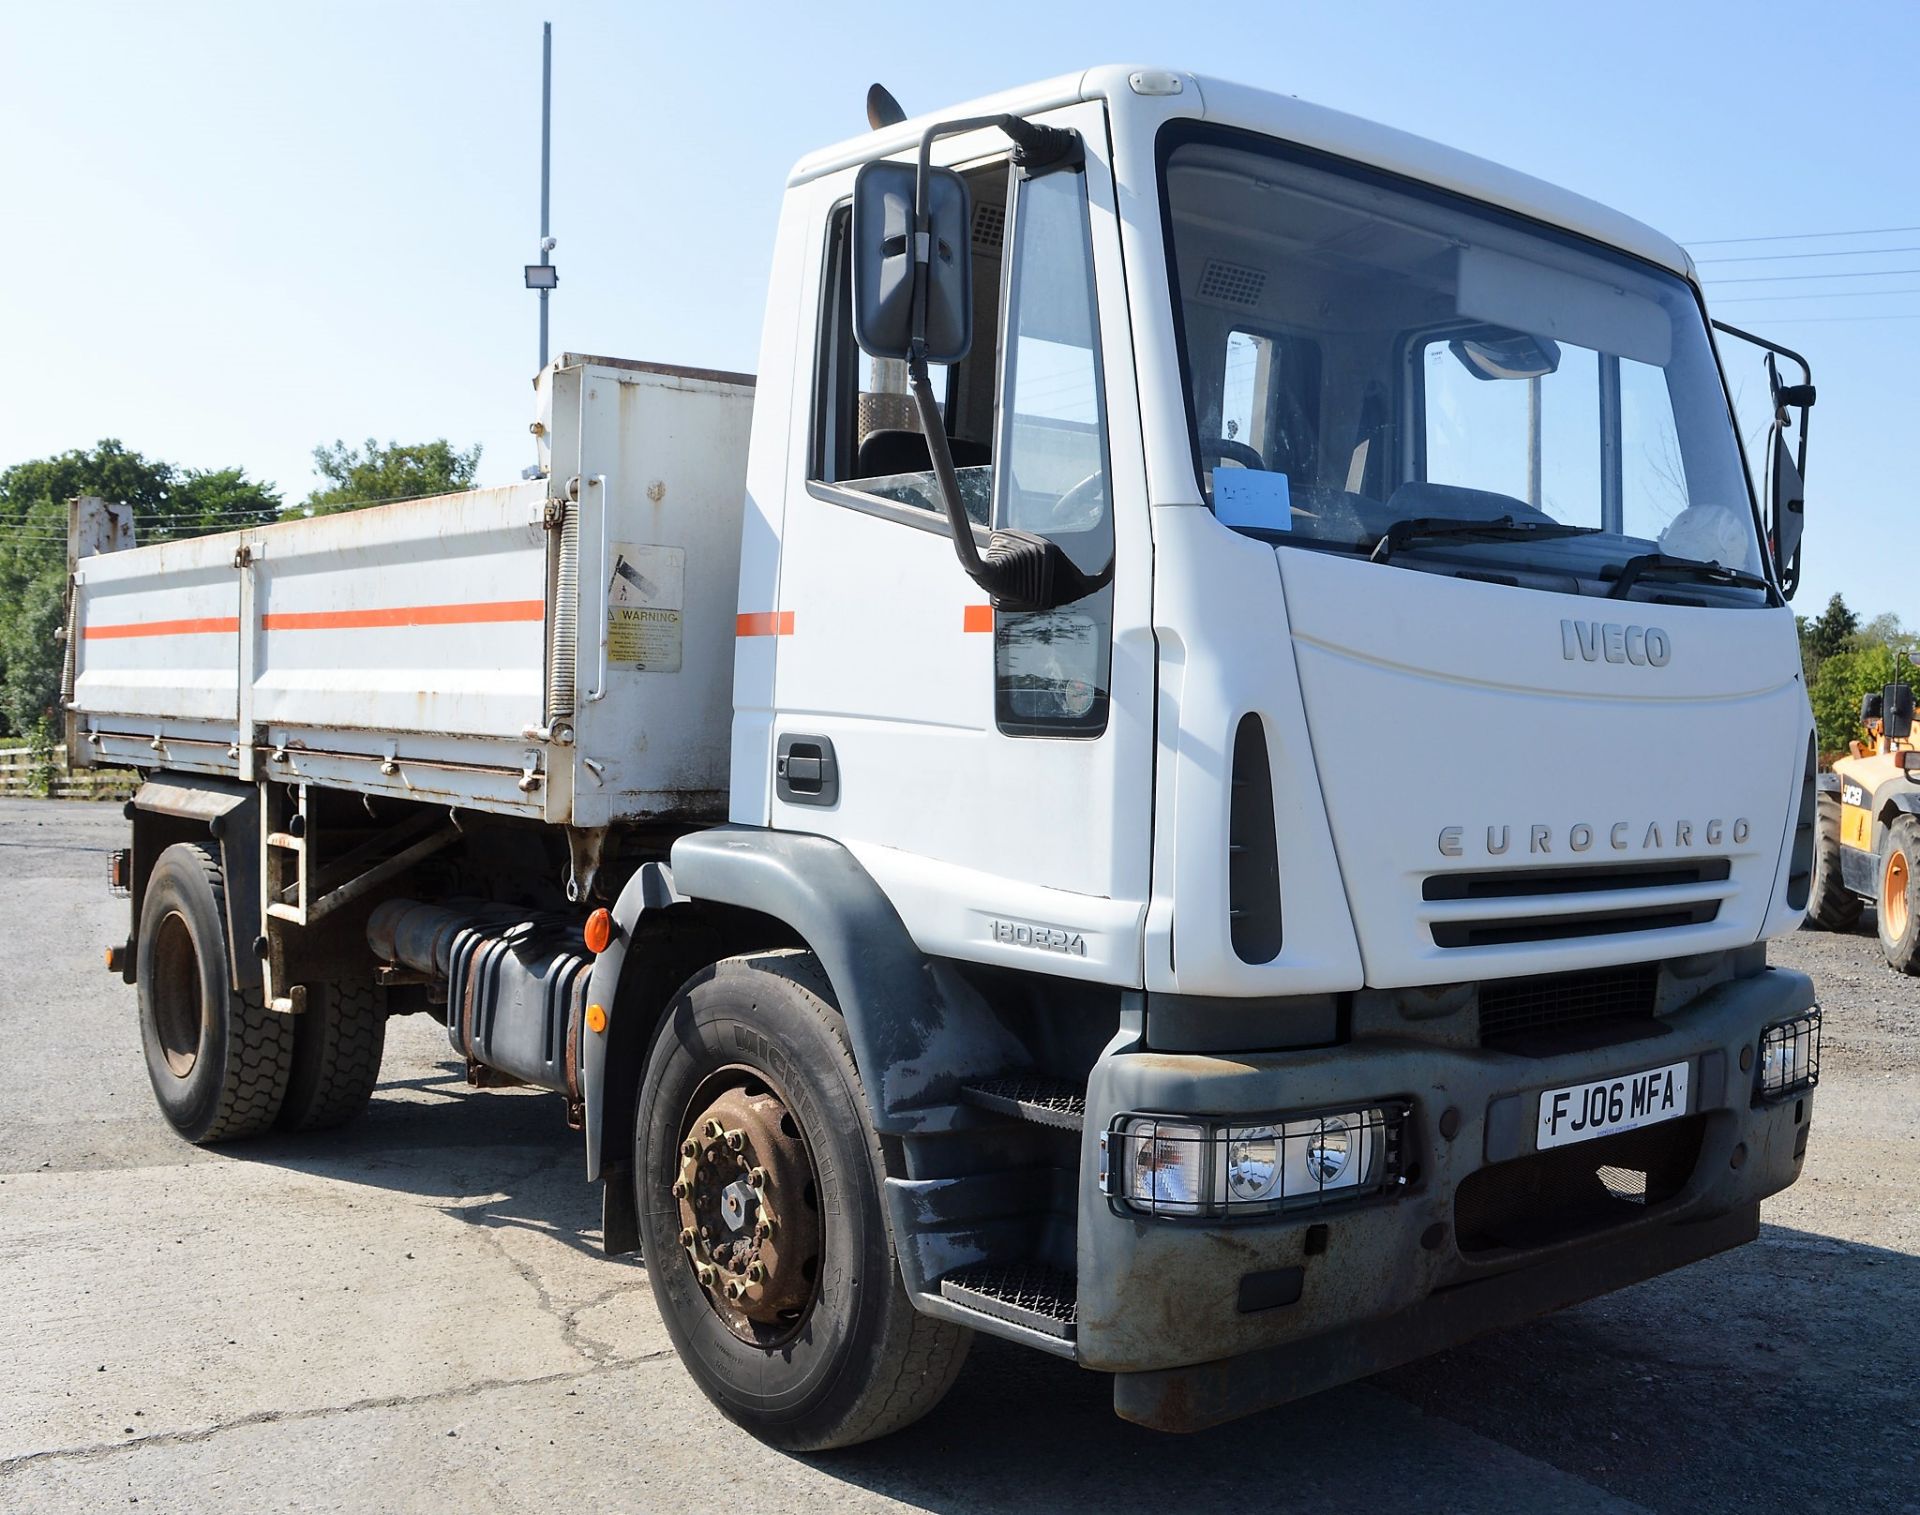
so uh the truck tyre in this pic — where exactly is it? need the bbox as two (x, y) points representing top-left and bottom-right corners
(1806, 794), (1863, 930)
(278, 980), (387, 1131)
(633, 950), (971, 1450)
(1878, 815), (1920, 973)
(137, 842), (293, 1143)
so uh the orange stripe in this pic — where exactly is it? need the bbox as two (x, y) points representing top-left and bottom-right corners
(83, 616), (239, 641)
(262, 599), (544, 632)
(962, 604), (994, 633)
(736, 611), (794, 637)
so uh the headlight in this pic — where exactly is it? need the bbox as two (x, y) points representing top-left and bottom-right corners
(1105, 1105), (1406, 1219)
(1757, 1011), (1820, 1101)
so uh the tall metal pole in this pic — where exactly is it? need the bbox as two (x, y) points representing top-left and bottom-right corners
(538, 21), (552, 372)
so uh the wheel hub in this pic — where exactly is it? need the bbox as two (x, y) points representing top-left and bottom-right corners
(1887, 847), (1911, 939)
(673, 1080), (821, 1338)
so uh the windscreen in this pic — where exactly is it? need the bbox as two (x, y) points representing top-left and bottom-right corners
(1160, 126), (1768, 605)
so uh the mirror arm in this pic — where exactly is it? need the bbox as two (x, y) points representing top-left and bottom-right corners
(897, 111), (1087, 612)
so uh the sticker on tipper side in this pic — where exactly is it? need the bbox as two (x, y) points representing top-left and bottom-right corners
(607, 543), (685, 672)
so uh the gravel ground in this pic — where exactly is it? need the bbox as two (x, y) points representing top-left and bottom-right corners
(0, 797), (1915, 1514)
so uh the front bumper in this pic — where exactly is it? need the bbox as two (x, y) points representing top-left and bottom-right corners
(1077, 966), (1816, 1428)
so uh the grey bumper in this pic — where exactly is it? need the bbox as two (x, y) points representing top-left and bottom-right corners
(1077, 966), (1816, 1426)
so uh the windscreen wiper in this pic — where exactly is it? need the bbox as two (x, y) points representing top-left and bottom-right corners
(1606, 552), (1772, 600)
(1368, 515), (1600, 564)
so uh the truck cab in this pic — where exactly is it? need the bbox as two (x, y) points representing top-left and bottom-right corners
(716, 65), (1821, 1422)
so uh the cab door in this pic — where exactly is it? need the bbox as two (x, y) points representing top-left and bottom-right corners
(764, 99), (1152, 986)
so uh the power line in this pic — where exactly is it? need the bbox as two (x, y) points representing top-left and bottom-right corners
(1712, 287), (1920, 304)
(1722, 312), (1920, 324)
(1688, 223), (1920, 246)
(1697, 244), (1920, 265)
(1705, 266), (1920, 285)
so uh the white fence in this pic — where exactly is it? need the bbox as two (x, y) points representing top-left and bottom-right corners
(0, 743), (136, 801)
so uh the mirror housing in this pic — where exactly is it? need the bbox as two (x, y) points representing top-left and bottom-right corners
(851, 160), (971, 364)
(1885, 684), (1916, 743)
(1767, 424), (1806, 590)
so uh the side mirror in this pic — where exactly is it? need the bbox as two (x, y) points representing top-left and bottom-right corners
(1862, 691), (1885, 724)
(851, 160), (971, 364)
(1766, 423), (1805, 590)
(1885, 684), (1916, 743)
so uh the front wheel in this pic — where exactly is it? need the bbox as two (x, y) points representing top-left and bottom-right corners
(1806, 793), (1863, 931)
(1878, 816), (1920, 973)
(634, 951), (970, 1450)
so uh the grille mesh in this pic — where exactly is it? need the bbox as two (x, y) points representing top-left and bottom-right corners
(1197, 258), (1267, 306)
(1477, 963), (1660, 1048)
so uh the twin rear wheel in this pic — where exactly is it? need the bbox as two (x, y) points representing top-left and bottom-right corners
(633, 951), (971, 1450)
(136, 842), (385, 1143)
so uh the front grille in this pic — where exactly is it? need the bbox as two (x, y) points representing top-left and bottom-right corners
(1424, 858), (1732, 949)
(1454, 1115), (1705, 1256)
(1477, 963), (1659, 1049)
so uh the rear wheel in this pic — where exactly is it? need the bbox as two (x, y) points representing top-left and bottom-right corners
(634, 951), (970, 1450)
(278, 979), (386, 1131)
(1806, 793), (1864, 930)
(137, 842), (292, 1143)
(1878, 816), (1920, 973)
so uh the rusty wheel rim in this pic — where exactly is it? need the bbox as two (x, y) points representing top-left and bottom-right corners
(1887, 847), (1911, 939)
(150, 910), (203, 1078)
(671, 1069), (823, 1346)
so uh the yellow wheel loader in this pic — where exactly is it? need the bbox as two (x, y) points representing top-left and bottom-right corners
(1809, 656), (1920, 971)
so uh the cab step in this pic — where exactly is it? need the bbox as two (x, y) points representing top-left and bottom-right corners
(957, 1075), (1086, 1131)
(939, 1260), (1078, 1340)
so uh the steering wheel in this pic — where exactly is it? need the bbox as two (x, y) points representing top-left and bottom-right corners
(1045, 470), (1107, 533)
(1202, 438), (1267, 471)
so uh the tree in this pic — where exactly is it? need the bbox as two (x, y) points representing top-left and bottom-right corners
(302, 439), (482, 515)
(1810, 642), (1904, 757)
(0, 441), (280, 736)
(1800, 592), (1860, 671)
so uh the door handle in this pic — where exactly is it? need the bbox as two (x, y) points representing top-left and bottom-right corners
(776, 734), (839, 807)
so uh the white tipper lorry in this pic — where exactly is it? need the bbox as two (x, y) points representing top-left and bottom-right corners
(67, 67), (1826, 1447)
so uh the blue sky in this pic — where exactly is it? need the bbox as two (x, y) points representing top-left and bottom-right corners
(2, 1), (1913, 620)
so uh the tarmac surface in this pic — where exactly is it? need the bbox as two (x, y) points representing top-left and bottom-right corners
(1, 797), (1915, 1513)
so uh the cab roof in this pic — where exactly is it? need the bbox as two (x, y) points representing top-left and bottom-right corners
(790, 65), (1695, 281)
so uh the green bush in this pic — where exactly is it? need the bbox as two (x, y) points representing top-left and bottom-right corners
(1810, 643), (1905, 757)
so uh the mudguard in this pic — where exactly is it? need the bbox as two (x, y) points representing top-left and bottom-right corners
(130, 776), (261, 990)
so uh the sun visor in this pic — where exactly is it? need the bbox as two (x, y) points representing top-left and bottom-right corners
(1456, 247), (1671, 368)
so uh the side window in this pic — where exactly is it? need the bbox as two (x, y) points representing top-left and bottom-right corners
(810, 164), (1008, 526)
(994, 168), (1114, 738)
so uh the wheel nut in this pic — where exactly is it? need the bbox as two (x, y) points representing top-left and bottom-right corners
(697, 1264), (716, 1287)
(680, 1139), (699, 1158)
(747, 1262), (766, 1283)
(748, 1167), (767, 1189)
(670, 1180), (688, 1199)
(704, 1119), (725, 1139)
(755, 1218), (776, 1240)
(726, 1279), (747, 1301)
(678, 1227), (694, 1248)
(725, 1130), (745, 1152)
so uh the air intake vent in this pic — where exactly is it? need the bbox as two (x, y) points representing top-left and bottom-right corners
(971, 200), (1006, 254)
(1197, 258), (1267, 306)
(1228, 714), (1282, 963)
(1477, 963), (1659, 1049)
(1423, 858), (1732, 949)
(1786, 733), (1818, 910)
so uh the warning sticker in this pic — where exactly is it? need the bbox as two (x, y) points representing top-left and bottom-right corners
(607, 543), (685, 672)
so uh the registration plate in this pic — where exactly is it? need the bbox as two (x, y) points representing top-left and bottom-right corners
(1536, 1059), (1689, 1150)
